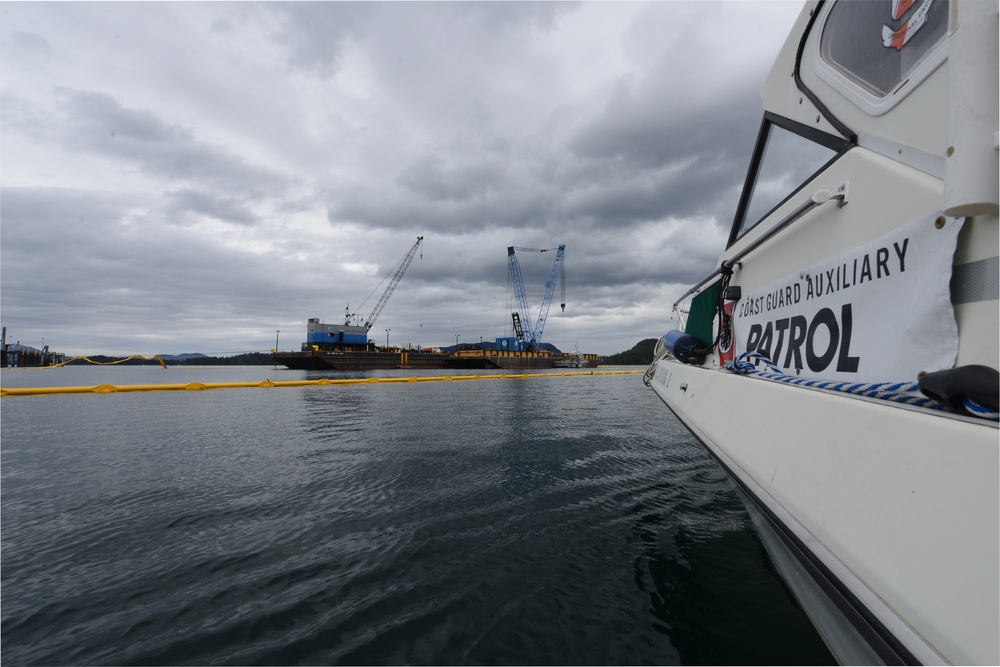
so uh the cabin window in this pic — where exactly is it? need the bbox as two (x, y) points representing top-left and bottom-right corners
(729, 115), (843, 244)
(820, 0), (949, 97)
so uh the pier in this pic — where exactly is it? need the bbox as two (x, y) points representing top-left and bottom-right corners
(2, 327), (65, 368)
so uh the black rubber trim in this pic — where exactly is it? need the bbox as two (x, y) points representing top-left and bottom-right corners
(652, 386), (921, 665)
(794, 0), (857, 144)
(728, 117), (771, 248)
(727, 112), (850, 248)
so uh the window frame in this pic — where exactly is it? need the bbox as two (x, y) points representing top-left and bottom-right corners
(811, 0), (951, 117)
(727, 112), (850, 249)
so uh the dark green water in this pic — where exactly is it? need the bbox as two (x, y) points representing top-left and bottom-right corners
(1, 367), (833, 665)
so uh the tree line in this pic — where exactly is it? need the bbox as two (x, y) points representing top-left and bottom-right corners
(69, 341), (661, 367)
(601, 338), (658, 365)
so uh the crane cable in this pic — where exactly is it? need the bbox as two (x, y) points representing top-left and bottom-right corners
(419, 237), (424, 328)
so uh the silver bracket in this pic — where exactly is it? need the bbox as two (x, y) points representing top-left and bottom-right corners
(835, 182), (849, 207)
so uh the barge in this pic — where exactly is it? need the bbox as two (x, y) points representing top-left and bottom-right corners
(272, 319), (443, 370)
(447, 347), (600, 370)
(273, 319), (600, 371)
(1, 328), (65, 368)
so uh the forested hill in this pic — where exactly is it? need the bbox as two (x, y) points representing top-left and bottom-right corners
(602, 338), (658, 365)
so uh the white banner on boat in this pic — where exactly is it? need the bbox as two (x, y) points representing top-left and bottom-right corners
(731, 213), (962, 383)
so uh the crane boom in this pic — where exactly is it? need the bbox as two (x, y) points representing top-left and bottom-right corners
(507, 246), (533, 344)
(532, 244), (565, 345)
(506, 244), (565, 349)
(361, 236), (423, 330)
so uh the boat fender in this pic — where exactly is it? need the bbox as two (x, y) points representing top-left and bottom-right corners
(662, 330), (706, 365)
(918, 365), (999, 415)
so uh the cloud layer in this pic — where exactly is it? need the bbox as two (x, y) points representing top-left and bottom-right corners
(1, 2), (801, 356)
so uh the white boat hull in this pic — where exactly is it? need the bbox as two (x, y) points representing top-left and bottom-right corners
(648, 359), (998, 664)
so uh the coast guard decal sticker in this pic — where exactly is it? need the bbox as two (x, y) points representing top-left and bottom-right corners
(883, 0), (933, 50)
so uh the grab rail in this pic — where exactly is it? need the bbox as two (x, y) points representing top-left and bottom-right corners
(672, 183), (848, 309)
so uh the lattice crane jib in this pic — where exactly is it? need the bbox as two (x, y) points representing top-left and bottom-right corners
(361, 236), (424, 330)
(532, 244), (565, 345)
(507, 246), (533, 343)
(506, 244), (566, 349)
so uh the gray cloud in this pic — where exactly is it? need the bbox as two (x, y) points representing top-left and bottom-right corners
(395, 154), (506, 203)
(270, 2), (571, 78)
(165, 189), (258, 226)
(1, 2), (801, 356)
(4, 30), (54, 68)
(269, 3), (376, 78)
(54, 88), (291, 197)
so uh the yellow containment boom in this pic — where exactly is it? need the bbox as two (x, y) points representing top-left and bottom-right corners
(1, 369), (644, 397)
(43, 354), (168, 369)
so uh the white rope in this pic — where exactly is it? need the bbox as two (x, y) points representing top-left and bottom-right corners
(642, 336), (669, 387)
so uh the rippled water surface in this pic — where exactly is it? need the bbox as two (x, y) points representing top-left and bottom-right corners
(2, 366), (833, 665)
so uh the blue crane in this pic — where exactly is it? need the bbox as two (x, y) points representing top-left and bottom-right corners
(506, 244), (566, 350)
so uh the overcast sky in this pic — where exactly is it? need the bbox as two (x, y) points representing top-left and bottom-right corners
(1, 1), (802, 357)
